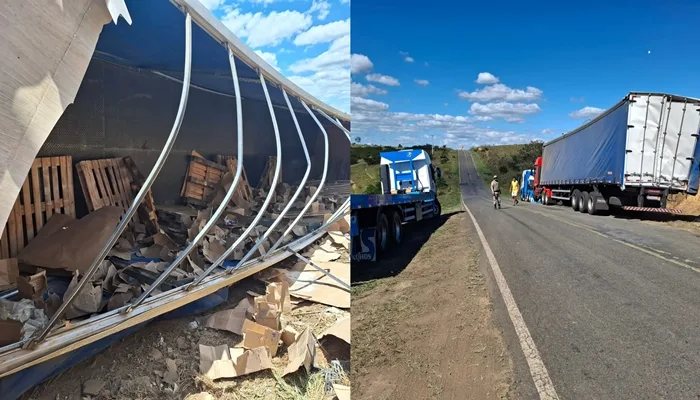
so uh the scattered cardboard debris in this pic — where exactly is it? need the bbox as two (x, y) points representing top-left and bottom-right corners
(288, 261), (350, 309)
(202, 297), (252, 335)
(0, 259), (19, 290)
(318, 316), (351, 362)
(0, 319), (23, 347)
(283, 327), (316, 376)
(320, 316), (350, 344)
(17, 270), (47, 301)
(199, 344), (273, 380)
(333, 384), (351, 400)
(63, 271), (104, 319)
(17, 206), (123, 273)
(242, 319), (281, 357)
(82, 379), (106, 396)
(281, 325), (299, 347)
(164, 358), (178, 384)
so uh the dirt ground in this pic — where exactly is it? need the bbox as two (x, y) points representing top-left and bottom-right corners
(351, 211), (514, 400)
(21, 274), (349, 400)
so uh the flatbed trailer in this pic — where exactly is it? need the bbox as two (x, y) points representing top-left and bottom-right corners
(351, 149), (441, 262)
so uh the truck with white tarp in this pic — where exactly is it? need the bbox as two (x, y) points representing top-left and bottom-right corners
(535, 92), (700, 215)
(0, 1), (350, 398)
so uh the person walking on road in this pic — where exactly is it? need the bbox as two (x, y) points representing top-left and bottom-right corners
(491, 175), (501, 209)
(511, 177), (520, 206)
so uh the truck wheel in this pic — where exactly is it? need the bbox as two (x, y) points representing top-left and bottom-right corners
(376, 213), (390, 254)
(434, 200), (442, 217)
(542, 191), (549, 206)
(571, 189), (581, 211)
(579, 191), (589, 213)
(587, 194), (599, 215)
(390, 211), (402, 244)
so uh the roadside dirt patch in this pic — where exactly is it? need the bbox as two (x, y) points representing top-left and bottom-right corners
(352, 212), (514, 400)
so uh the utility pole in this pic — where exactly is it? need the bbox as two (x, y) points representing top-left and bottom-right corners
(432, 135), (436, 157)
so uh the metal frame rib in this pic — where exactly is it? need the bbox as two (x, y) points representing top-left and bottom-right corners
(187, 72), (282, 288)
(28, 11), (195, 346)
(125, 43), (245, 312)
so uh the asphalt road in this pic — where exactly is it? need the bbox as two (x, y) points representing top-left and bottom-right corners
(459, 150), (700, 400)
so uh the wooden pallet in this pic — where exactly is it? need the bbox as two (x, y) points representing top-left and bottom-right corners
(224, 158), (253, 204)
(76, 158), (159, 232)
(256, 156), (280, 193)
(122, 156), (160, 235)
(1, 157), (76, 259)
(181, 151), (227, 206)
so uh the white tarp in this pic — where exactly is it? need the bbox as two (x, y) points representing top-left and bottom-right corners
(0, 0), (130, 236)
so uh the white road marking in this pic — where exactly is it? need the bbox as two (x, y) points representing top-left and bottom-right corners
(462, 198), (560, 399)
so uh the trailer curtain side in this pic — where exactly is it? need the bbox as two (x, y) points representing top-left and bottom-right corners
(541, 101), (628, 185)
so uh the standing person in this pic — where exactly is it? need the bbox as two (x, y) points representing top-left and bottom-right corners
(490, 175), (501, 209)
(511, 177), (520, 205)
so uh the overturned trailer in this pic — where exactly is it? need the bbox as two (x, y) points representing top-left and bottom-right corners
(0, 1), (350, 398)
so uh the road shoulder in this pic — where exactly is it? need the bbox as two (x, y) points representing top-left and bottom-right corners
(351, 212), (514, 399)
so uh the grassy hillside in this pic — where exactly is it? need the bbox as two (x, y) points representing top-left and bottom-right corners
(350, 145), (461, 212)
(470, 141), (543, 187)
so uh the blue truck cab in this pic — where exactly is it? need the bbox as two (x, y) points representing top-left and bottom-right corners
(351, 149), (441, 262)
(520, 169), (536, 202)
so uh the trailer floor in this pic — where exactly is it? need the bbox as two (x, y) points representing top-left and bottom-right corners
(351, 212), (514, 400)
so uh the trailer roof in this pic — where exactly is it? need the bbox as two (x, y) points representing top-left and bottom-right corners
(95, 0), (349, 122)
(544, 92), (700, 147)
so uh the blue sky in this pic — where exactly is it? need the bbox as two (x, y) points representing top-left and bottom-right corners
(351, 0), (700, 148)
(199, 0), (350, 113)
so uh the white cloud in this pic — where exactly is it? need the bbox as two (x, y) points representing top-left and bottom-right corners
(351, 54), (373, 75)
(569, 96), (585, 103)
(475, 72), (499, 84)
(469, 102), (541, 123)
(254, 50), (280, 71)
(458, 83), (543, 102)
(340, 0), (350, 3)
(541, 128), (555, 135)
(352, 101), (537, 146)
(405, 56), (415, 63)
(414, 79), (429, 86)
(288, 34), (349, 73)
(569, 106), (604, 119)
(287, 34), (350, 112)
(309, 0), (331, 20)
(352, 97), (389, 112)
(221, 9), (312, 48)
(351, 82), (387, 97)
(293, 18), (350, 46)
(366, 73), (400, 86)
(199, 0), (225, 10)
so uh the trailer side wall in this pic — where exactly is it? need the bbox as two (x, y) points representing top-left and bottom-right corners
(541, 102), (628, 185)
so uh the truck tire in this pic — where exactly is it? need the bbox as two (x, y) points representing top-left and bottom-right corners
(571, 189), (581, 211)
(579, 191), (590, 213)
(390, 211), (402, 245)
(434, 200), (442, 217)
(376, 212), (390, 254)
(542, 191), (549, 206)
(587, 193), (599, 215)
